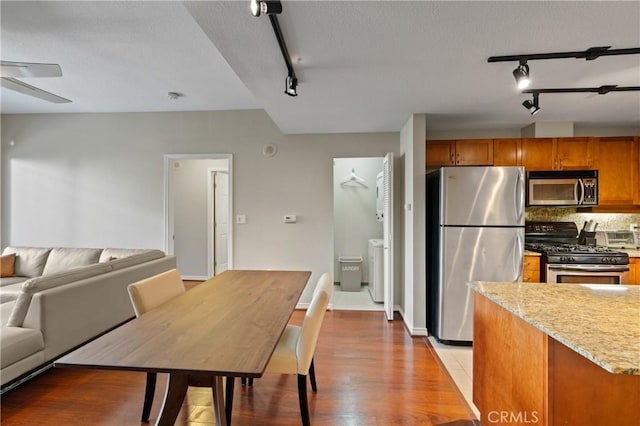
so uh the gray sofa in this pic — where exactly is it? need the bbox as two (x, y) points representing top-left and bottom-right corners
(0, 246), (176, 388)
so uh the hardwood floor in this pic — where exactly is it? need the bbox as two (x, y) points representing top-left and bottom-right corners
(1, 309), (477, 425)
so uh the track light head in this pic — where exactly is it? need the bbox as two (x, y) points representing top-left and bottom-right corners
(522, 93), (541, 115)
(513, 60), (530, 90)
(285, 75), (298, 97)
(250, 0), (282, 17)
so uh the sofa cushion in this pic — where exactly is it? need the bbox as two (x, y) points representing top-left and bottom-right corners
(1, 253), (16, 277)
(98, 248), (162, 263)
(1, 300), (16, 326)
(0, 283), (24, 303)
(0, 327), (44, 368)
(2, 247), (52, 278)
(0, 277), (29, 288)
(42, 248), (102, 275)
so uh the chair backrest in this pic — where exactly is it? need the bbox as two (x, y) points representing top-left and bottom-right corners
(127, 269), (185, 317)
(296, 272), (333, 374)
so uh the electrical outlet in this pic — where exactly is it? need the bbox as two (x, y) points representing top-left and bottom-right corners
(236, 214), (246, 225)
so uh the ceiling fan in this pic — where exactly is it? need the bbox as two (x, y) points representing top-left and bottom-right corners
(1, 60), (71, 103)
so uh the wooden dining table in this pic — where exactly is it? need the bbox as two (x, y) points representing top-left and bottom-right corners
(55, 269), (311, 426)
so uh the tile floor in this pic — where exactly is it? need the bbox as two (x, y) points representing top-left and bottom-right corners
(331, 284), (384, 311)
(428, 337), (480, 418)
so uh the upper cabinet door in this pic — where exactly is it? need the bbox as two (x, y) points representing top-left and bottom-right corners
(555, 137), (595, 170)
(426, 140), (455, 166)
(595, 136), (639, 206)
(493, 138), (522, 166)
(455, 139), (494, 166)
(522, 138), (555, 170)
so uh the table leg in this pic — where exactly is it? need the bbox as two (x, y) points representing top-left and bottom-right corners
(212, 375), (228, 426)
(155, 373), (189, 426)
(225, 376), (235, 424)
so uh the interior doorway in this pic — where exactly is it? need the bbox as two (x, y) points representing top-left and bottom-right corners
(332, 156), (394, 312)
(164, 154), (233, 280)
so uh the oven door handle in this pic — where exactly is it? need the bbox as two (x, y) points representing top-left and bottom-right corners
(548, 264), (629, 273)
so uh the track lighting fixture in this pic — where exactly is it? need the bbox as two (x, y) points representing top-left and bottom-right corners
(522, 93), (541, 115)
(512, 60), (530, 89)
(488, 46), (640, 63)
(285, 75), (298, 97)
(250, 0), (282, 17)
(523, 85), (640, 95)
(489, 45), (640, 112)
(250, 0), (299, 97)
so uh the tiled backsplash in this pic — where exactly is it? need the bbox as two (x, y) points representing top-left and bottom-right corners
(526, 208), (640, 231)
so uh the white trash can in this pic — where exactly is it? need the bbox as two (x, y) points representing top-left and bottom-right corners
(339, 255), (363, 292)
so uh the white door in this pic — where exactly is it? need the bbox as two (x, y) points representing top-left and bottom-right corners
(213, 171), (229, 275)
(383, 152), (394, 321)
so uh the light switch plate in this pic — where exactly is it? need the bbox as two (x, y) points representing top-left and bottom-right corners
(236, 214), (246, 224)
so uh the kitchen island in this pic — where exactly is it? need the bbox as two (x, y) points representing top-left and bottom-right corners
(470, 282), (640, 425)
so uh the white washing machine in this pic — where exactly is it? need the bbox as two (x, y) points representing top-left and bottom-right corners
(367, 239), (384, 302)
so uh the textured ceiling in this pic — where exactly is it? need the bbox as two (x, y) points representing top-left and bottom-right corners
(1, 1), (639, 134)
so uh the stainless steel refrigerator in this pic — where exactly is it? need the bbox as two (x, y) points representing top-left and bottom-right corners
(426, 166), (525, 344)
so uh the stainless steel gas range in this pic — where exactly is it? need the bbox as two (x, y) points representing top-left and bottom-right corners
(525, 222), (630, 285)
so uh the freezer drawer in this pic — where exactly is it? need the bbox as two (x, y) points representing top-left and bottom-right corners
(435, 226), (524, 342)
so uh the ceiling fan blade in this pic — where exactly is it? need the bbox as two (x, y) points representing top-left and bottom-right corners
(0, 60), (63, 78)
(1, 77), (71, 103)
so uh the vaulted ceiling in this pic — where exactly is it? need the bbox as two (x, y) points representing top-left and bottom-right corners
(2, 1), (639, 134)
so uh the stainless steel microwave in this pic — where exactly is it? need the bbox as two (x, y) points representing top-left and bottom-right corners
(526, 170), (598, 207)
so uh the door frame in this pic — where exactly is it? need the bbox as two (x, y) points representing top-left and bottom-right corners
(331, 156), (393, 314)
(163, 154), (234, 277)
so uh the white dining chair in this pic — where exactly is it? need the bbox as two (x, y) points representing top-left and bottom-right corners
(127, 269), (186, 423)
(263, 272), (333, 426)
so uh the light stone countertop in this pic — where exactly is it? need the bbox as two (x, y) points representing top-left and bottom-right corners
(619, 248), (640, 258)
(469, 282), (640, 375)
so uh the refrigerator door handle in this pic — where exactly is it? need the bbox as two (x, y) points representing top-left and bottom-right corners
(514, 232), (524, 281)
(515, 169), (525, 223)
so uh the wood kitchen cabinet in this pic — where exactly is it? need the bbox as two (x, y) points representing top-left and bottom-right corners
(493, 138), (522, 166)
(426, 139), (493, 166)
(629, 257), (638, 285)
(523, 254), (541, 282)
(594, 136), (639, 206)
(522, 137), (595, 171)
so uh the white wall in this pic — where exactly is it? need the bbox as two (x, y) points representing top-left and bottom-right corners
(0, 110), (398, 303)
(171, 158), (228, 278)
(333, 157), (383, 283)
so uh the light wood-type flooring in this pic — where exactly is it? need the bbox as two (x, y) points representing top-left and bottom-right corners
(1, 283), (478, 425)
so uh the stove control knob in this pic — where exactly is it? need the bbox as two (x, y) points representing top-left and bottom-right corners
(571, 257), (576, 263)
(560, 256), (567, 262)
